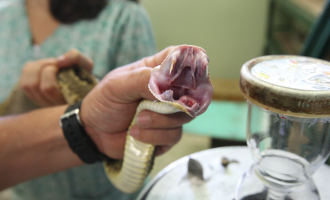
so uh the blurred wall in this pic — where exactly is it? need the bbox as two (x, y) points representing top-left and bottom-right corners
(142, 0), (269, 79)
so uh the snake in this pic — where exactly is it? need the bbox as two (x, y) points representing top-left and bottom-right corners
(0, 45), (213, 193)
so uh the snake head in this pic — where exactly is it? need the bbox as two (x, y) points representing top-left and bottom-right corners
(149, 45), (213, 117)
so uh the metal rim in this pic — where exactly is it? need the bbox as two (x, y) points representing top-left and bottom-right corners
(240, 55), (330, 118)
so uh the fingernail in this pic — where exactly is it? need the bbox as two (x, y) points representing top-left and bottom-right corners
(129, 126), (140, 137)
(56, 55), (66, 66)
(57, 55), (65, 61)
(137, 113), (151, 127)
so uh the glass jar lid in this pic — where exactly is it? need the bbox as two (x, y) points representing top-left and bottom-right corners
(240, 55), (330, 118)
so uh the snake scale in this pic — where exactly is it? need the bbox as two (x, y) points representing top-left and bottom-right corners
(0, 45), (213, 193)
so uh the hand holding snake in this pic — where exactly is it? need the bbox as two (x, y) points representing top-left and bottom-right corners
(0, 45), (213, 193)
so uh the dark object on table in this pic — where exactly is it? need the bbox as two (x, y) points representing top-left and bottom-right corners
(211, 138), (246, 148)
(188, 158), (204, 180)
(221, 157), (230, 167)
(241, 191), (293, 200)
(221, 157), (239, 168)
(241, 191), (268, 200)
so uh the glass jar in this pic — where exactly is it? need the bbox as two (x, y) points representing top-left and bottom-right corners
(236, 55), (330, 200)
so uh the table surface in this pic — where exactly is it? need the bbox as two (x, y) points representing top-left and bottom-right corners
(138, 146), (330, 200)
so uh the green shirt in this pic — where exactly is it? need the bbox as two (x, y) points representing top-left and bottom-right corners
(0, 0), (156, 102)
(0, 0), (156, 199)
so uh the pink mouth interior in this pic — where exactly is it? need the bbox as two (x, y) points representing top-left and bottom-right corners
(149, 46), (213, 117)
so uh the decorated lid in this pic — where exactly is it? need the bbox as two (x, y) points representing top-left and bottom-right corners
(240, 55), (330, 117)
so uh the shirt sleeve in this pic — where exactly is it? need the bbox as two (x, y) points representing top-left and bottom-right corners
(109, 2), (157, 69)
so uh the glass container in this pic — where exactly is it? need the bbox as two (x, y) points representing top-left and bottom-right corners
(236, 55), (330, 200)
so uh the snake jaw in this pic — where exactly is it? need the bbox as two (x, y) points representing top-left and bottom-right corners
(149, 45), (213, 117)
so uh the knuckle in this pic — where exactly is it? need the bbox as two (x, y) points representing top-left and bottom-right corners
(40, 83), (58, 95)
(44, 65), (57, 73)
(19, 82), (29, 92)
(21, 81), (38, 92)
(140, 66), (152, 73)
(137, 130), (156, 144)
(137, 67), (151, 93)
(138, 130), (151, 143)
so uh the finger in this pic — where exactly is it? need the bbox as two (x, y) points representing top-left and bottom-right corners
(34, 58), (57, 66)
(20, 59), (56, 87)
(114, 46), (177, 73)
(135, 46), (178, 99)
(40, 65), (66, 105)
(154, 145), (172, 156)
(20, 61), (54, 106)
(22, 87), (52, 107)
(105, 66), (168, 102)
(136, 111), (193, 129)
(56, 49), (93, 72)
(102, 66), (155, 102)
(142, 46), (177, 68)
(101, 46), (178, 101)
(129, 125), (182, 146)
(93, 131), (128, 160)
(135, 67), (155, 100)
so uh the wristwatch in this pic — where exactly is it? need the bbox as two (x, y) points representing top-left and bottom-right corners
(60, 101), (110, 164)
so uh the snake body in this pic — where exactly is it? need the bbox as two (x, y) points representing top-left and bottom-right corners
(0, 45), (213, 193)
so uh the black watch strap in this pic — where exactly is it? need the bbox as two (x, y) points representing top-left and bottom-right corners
(60, 101), (112, 164)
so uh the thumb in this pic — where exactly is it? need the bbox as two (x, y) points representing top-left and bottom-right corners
(56, 49), (93, 72)
(99, 66), (157, 104)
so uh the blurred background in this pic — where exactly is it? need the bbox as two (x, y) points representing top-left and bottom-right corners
(142, 0), (268, 80)
(0, 0), (328, 199)
(140, 0), (328, 177)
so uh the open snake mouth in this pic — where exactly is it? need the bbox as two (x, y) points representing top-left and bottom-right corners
(149, 45), (213, 117)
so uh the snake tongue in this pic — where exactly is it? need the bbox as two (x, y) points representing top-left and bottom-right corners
(149, 45), (213, 117)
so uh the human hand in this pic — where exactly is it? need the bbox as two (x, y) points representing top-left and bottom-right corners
(19, 49), (93, 107)
(80, 46), (193, 159)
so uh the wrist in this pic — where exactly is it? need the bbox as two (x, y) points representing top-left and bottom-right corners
(60, 101), (115, 164)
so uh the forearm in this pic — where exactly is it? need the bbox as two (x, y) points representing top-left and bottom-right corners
(0, 105), (83, 190)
